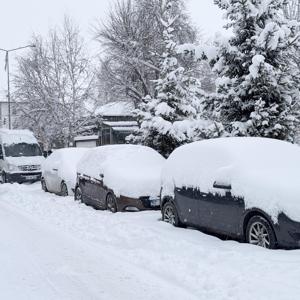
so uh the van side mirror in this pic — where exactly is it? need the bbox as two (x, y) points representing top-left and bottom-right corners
(213, 181), (231, 190)
(0, 154), (3, 160)
(100, 173), (104, 179)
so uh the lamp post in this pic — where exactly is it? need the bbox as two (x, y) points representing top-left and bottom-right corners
(0, 45), (36, 129)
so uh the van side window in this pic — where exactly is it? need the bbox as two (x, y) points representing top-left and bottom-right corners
(0, 144), (3, 158)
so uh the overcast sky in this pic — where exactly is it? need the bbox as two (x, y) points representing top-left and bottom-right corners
(0, 0), (226, 93)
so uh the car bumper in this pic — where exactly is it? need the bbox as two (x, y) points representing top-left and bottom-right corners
(274, 214), (300, 249)
(6, 172), (42, 183)
(117, 195), (160, 212)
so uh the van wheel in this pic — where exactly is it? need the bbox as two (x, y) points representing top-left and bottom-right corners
(246, 216), (276, 249)
(74, 187), (82, 202)
(162, 202), (180, 227)
(106, 193), (117, 213)
(60, 182), (68, 196)
(41, 178), (48, 192)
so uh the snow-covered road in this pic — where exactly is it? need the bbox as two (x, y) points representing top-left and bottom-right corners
(0, 183), (300, 300)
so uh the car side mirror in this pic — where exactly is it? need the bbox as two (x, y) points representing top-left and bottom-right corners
(0, 154), (3, 160)
(213, 181), (231, 190)
(100, 173), (104, 179)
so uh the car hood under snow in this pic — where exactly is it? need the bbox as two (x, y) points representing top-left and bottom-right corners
(77, 145), (165, 199)
(162, 137), (300, 223)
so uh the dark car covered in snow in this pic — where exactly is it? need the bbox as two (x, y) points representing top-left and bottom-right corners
(161, 137), (300, 249)
(75, 145), (165, 212)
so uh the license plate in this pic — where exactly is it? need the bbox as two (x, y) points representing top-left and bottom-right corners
(150, 199), (160, 207)
(25, 175), (37, 180)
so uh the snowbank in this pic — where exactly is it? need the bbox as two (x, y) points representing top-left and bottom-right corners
(77, 145), (165, 198)
(42, 148), (89, 193)
(162, 137), (300, 222)
(5, 183), (300, 300)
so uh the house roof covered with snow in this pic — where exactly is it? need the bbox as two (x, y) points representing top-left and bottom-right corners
(94, 102), (135, 117)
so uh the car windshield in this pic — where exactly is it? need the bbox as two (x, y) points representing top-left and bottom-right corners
(4, 143), (42, 157)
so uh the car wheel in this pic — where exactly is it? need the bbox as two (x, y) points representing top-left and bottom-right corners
(106, 193), (117, 213)
(2, 172), (7, 184)
(246, 216), (276, 249)
(74, 187), (82, 202)
(41, 178), (48, 192)
(60, 182), (68, 196)
(162, 202), (180, 227)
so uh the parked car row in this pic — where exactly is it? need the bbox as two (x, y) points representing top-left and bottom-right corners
(37, 137), (300, 250)
(2, 130), (299, 250)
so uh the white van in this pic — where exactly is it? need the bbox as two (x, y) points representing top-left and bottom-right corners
(0, 129), (44, 183)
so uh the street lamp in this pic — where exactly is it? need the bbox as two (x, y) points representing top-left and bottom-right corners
(0, 44), (36, 129)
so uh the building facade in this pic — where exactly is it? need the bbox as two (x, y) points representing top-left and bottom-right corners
(74, 102), (138, 148)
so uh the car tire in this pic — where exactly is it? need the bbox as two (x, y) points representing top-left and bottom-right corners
(246, 216), (277, 249)
(2, 172), (7, 184)
(41, 178), (48, 192)
(162, 202), (181, 227)
(60, 182), (68, 196)
(74, 187), (82, 202)
(106, 193), (117, 213)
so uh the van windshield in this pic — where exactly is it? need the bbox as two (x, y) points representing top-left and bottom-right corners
(4, 143), (42, 157)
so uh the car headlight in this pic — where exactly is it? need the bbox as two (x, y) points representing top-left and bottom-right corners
(8, 164), (18, 172)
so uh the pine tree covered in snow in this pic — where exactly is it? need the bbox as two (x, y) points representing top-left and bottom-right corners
(130, 0), (209, 157)
(211, 0), (300, 141)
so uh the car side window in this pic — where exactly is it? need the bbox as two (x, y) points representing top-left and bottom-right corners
(177, 187), (205, 199)
(0, 144), (3, 159)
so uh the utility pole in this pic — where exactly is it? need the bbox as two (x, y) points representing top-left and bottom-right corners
(0, 45), (35, 129)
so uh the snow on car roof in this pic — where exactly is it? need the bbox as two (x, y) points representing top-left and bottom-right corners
(0, 129), (37, 145)
(77, 144), (165, 198)
(162, 137), (300, 222)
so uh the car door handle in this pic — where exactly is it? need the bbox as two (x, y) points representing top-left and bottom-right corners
(52, 168), (58, 171)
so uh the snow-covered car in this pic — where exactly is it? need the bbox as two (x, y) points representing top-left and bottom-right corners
(161, 137), (300, 249)
(41, 148), (88, 196)
(75, 145), (165, 212)
(0, 129), (44, 183)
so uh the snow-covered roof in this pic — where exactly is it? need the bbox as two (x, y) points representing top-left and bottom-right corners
(103, 121), (138, 127)
(0, 129), (37, 145)
(74, 135), (99, 142)
(162, 137), (300, 223)
(95, 102), (135, 117)
(112, 126), (139, 132)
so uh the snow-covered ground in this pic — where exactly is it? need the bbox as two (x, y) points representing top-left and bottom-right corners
(0, 183), (300, 300)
